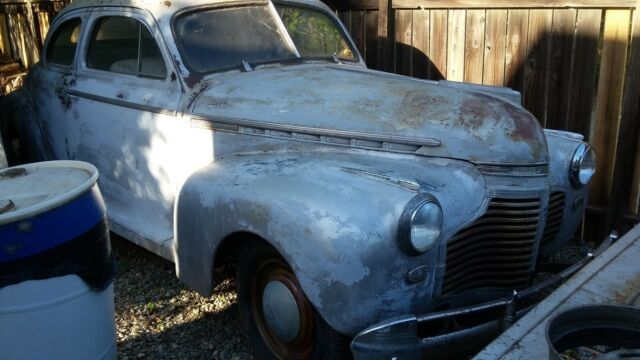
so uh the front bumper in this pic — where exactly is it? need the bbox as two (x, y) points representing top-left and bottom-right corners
(350, 234), (616, 360)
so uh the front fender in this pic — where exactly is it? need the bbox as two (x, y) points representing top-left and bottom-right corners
(174, 151), (486, 335)
(543, 130), (591, 255)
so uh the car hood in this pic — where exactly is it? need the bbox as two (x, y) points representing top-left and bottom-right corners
(190, 64), (547, 164)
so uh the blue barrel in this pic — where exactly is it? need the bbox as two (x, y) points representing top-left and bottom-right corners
(0, 161), (116, 360)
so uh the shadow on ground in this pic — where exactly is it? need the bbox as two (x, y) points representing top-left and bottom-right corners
(111, 235), (254, 359)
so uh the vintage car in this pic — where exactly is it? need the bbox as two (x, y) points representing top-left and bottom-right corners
(0, 0), (597, 358)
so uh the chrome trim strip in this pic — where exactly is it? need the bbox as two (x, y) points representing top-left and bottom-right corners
(190, 114), (442, 147)
(66, 90), (177, 116)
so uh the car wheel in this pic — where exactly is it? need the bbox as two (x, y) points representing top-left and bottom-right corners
(236, 240), (349, 360)
(0, 102), (27, 166)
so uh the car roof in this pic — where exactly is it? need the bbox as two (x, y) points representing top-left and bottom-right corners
(61, 0), (333, 20)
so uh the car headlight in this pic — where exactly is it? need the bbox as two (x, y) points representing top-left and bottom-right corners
(569, 143), (596, 188)
(398, 194), (443, 255)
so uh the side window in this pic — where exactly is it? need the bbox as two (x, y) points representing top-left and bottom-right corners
(86, 16), (167, 78)
(46, 18), (82, 66)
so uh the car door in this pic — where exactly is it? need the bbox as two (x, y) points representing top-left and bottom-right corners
(28, 11), (90, 162)
(66, 8), (183, 255)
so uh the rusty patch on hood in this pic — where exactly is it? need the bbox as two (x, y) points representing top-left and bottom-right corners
(459, 96), (491, 130)
(397, 89), (449, 129)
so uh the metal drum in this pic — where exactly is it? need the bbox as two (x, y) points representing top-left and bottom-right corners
(0, 161), (116, 360)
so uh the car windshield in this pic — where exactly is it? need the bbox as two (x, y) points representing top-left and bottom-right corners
(174, 3), (357, 73)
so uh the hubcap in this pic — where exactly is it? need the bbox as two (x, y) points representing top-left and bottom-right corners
(262, 280), (301, 342)
(251, 258), (315, 359)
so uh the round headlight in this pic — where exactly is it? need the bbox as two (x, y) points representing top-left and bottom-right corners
(399, 194), (443, 255)
(569, 144), (596, 188)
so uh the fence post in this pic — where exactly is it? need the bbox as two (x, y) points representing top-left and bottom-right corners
(376, 0), (392, 72)
(609, 0), (640, 232)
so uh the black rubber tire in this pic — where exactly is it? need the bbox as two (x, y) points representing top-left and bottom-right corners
(0, 99), (27, 166)
(235, 239), (350, 360)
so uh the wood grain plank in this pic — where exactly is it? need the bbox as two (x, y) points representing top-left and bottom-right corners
(566, 9), (601, 136)
(505, 9), (529, 93)
(395, 9), (413, 75)
(610, 2), (640, 220)
(590, 9), (632, 207)
(429, 9), (447, 79)
(377, 0), (393, 72)
(447, 9), (465, 81)
(339, 11), (351, 34)
(351, 11), (366, 57)
(483, 9), (508, 86)
(325, 0), (635, 10)
(412, 8), (430, 79)
(36, 12), (50, 46)
(523, 9), (553, 126)
(464, 9), (485, 84)
(365, 10), (378, 68)
(391, 0), (635, 9)
(0, 14), (10, 58)
(546, 9), (577, 130)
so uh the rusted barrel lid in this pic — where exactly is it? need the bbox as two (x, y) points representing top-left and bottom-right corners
(546, 304), (640, 360)
(0, 161), (99, 226)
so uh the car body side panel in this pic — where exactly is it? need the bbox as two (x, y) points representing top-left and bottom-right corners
(174, 148), (487, 335)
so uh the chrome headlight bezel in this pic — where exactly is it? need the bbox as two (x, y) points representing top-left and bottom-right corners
(398, 194), (443, 256)
(569, 143), (596, 189)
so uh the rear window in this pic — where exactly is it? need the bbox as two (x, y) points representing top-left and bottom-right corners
(46, 18), (81, 66)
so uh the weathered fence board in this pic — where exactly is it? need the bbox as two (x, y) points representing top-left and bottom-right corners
(483, 9), (507, 86)
(524, 9), (552, 125)
(329, 0), (636, 10)
(464, 9), (485, 84)
(546, 9), (577, 130)
(446, 9), (465, 81)
(566, 9), (601, 136)
(505, 9), (528, 92)
(429, 9), (447, 79)
(613, 1), (640, 228)
(590, 10), (632, 207)
(395, 9), (413, 75)
(412, 9), (429, 78)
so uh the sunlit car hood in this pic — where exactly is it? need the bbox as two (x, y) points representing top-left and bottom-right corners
(190, 64), (548, 164)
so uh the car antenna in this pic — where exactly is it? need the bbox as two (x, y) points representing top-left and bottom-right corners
(242, 59), (253, 72)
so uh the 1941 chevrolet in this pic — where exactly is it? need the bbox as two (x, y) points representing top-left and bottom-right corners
(1, 0), (598, 358)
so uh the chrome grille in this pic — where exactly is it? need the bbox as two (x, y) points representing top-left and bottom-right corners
(442, 197), (541, 295)
(541, 192), (566, 246)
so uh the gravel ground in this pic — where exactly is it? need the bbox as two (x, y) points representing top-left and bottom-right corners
(111, 234), (254, 360)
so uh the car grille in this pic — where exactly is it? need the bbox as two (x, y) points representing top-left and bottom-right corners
(541, 192), (566, 247)
(442, 197), (541, 295)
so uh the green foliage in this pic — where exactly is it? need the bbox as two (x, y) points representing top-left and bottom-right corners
(277, 6), (354, 60)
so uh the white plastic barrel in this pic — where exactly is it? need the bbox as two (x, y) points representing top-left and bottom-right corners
(0, 161), (116, 360)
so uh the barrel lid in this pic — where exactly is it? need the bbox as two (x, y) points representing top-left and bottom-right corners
(0, 161), (99, 226)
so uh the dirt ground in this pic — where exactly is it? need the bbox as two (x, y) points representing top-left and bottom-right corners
(111, 235), (254, 359)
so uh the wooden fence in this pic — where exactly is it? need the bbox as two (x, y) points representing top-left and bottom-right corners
(0, 0), (639, 241)
(326, 0), (640, 241)
(0, 0), (67, 68)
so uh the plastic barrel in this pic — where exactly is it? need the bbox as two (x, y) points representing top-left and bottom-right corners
(0, 161), (116, 360)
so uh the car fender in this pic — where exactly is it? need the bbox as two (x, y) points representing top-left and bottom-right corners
(174, 151), (487, 335)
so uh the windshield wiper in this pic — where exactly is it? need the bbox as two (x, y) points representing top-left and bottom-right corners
(247, 57), (302, 67)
